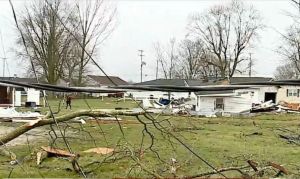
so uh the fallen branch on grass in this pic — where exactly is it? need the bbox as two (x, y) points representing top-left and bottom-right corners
(278, 134), (300, 145)
(275, 128), (300, 145)
(172, 126), (205, 132)
(184, 165), (250, 178)
(0, 109), (145, 146)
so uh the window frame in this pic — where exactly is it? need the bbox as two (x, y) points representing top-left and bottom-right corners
(215, 98), (224, 110)
(287, 89), (299, 97)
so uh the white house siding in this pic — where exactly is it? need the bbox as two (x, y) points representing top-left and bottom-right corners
(223, 97), (252, 113)
(234, 86), (278, 104)
(277, 85), (300, 103)
(257, 86), (278, 103)
(27, 88), (40, 105)
(234, 88), (259, 103)
(197, 97), (216, 114)
(196, 86), (279, 114)
(197, 96), (252, 114)
(14, 91), (21, 107)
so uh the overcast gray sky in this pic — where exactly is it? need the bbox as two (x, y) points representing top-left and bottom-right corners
(0, 0), (296, 82)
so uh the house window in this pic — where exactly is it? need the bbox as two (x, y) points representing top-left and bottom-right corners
(215, 98), (224, 110)
(287, 89), (299, 97)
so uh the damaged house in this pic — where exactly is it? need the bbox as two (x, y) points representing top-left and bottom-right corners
(195, 77), (300, 115)
(130, 79), (205, 100)
(195, 77), (276, 115)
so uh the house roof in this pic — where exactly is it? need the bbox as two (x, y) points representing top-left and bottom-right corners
(133, 77), (273, 87)
(196, 90), (234, 96)
(134, 79), (187, 86)
(0, 77), (38, 84)
(88, 75), (128, 86)
(133, 79), (222, 87)
(229, 77), (273, 84)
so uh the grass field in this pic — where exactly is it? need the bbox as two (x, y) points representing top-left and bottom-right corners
(0, 98), (299, 178)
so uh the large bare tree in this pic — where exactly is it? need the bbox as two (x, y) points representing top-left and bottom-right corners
(17, 0), (74, 84)
(187, 0), (263, 78)
(277, 24), (300, 77)
(275, 0), (300, 79)
(16, 0), (116, 85)
(71, 0), (116, 86)
(154, 38), (178, 79)
(274, 62), (300, 80)
(176, 39), (220, 80)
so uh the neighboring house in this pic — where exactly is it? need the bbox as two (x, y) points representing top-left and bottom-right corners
(86, 75), (128, 97)
(196, 86), (278, 115)
(0, 77), (40, 106)
(277, 85), (300, 103)
(87, 75), (128, 87)
(0, 82), (20, 107)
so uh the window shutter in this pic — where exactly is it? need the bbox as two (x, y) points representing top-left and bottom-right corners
(298, 89), (300, 97)
(287, 89), (289, 97)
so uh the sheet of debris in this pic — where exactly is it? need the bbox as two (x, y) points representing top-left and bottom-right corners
(0, 107), (43, 120)
(251, 100), (277, 113)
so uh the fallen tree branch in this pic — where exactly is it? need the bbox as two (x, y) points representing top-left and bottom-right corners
(278, 134), (300, 145)
(184, 165), (250, 178)
(0, 109), (145, 146)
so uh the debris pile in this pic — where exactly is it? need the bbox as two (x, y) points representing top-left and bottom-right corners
(251, 100), (277, 113)
(0, 107), (42, 120)
(249, 100), (300, 114)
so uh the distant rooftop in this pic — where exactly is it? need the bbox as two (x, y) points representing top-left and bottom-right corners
(88, 75), (128, 86)
(133, 77), (274, 87)
(0, 77), (38, 84)
(229, 77), (273, 84)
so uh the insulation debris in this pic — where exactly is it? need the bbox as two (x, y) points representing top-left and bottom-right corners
(0, 107), (42, 119)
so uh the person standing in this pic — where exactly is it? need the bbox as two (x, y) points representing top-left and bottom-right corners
(66, 95), (72, 109)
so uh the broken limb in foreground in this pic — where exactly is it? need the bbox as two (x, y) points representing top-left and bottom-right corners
(0, 109), (145, 146)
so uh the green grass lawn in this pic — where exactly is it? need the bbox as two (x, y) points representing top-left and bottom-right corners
(0, 98), (299, 178)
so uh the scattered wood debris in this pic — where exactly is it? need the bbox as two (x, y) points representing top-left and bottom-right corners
(37, 146), (78, 165)
(245, 132), (263, 136)
(83, 147), (114, 155)
(172, 126), (205, 132)
(36, 151), (48, 165)
(269, 162), (288, 175)
(247, 160), (258, 171)
(41, 146), (77, 157)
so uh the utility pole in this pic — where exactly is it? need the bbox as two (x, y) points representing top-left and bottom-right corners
(249, 53), (252, 77)
(138, 50), (145, 83)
